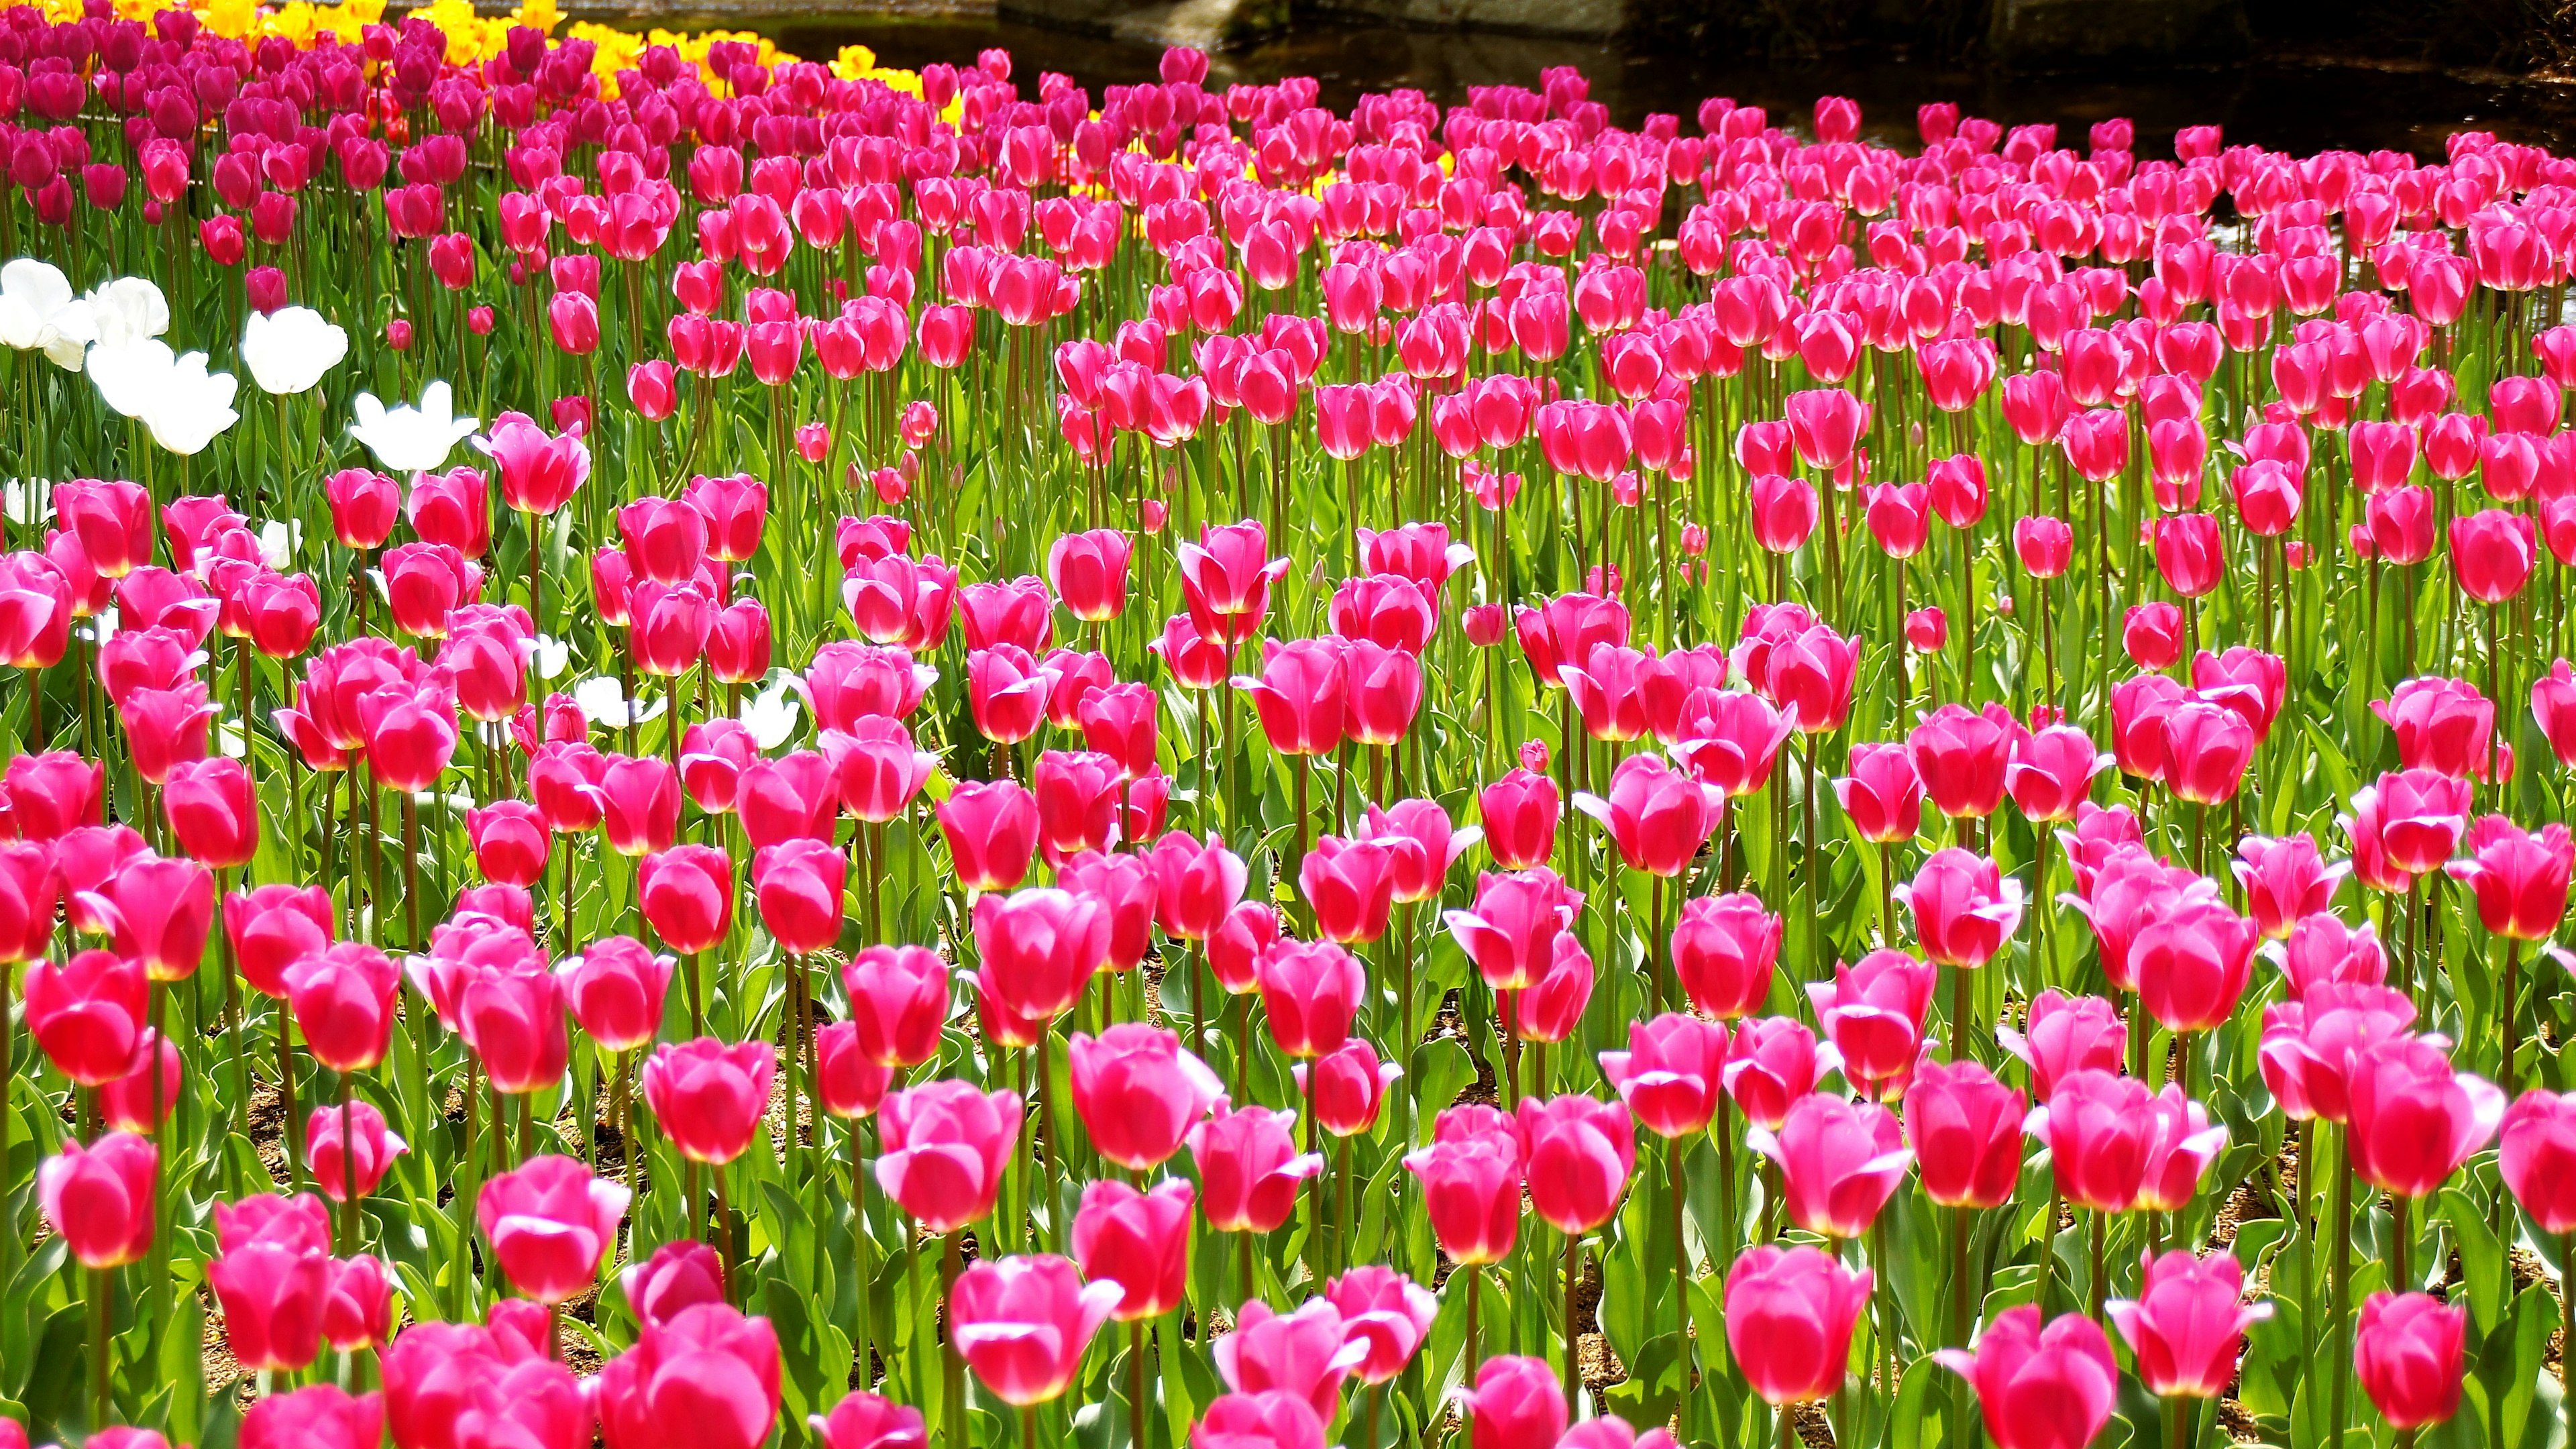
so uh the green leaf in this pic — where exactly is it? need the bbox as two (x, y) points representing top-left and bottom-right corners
(2441, 1187), (2508, 1333)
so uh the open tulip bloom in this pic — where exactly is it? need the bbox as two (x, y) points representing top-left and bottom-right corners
(0, 26), (2569, 1449)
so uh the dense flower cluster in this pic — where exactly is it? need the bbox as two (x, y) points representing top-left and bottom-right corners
(0, 7), (2568, 1449)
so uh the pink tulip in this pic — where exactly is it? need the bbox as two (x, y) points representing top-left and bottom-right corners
(2106, 1250), (2270, 1399)
(1723, 1245), (1872, 1405)
(1747, 1093), (1910, 1240)
(949, 1254), (1122, 1405)
(1067, 1023), (1222, 1169)
(1071, 1179), (1195, 1320)
(875, 1081), (1022, 1233)
(1215, 1299), (1366, 1426)
(476, 1155), (629, 1303)
(1931, 1307), (2120, 1449)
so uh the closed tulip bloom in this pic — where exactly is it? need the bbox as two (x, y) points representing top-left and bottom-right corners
(1216, 1299), (1367, 1426)
(460, 963), (569, 1095)
(623, 1240), (727, 1333)
(557, 937), (675, 1053)
(239, 1385), (384, 1449)
(1237, 638), (1346, 755)
(23, 947), (147, 1084)
(2354, 1293), (2467, 1430)
(162, 755), (258, 867)
(305, 1099), (407, 1202)
(1834, 743), (1922, 843)
(1996, 991), (2127, 1102)
(967, 645), (1054, 745)
(812, 1393), (926, 1449)
(1078, 683), (1160, 779)
(594, 1303), (782, 1449)
(1049, 529), (1132, 622)
(815, 1023), (894, 1120)
(2446, 815), (2573, 941)
(84, 852), (214, 981)
(937, 781), (1040, 894)
(949, 1254), (1124, 1407)
(2107, 1250), (2270, 1399)
(1479, 768), (1561, 870)
(1721, 1016), (1824, 1130)
(477, 1155), (629, 1302)
(1748, 1093), (1911, 1240)
(1601, 1013), (1729, 1138)
(841, 945), (950, 1068)
(2132, 899), (2262, 1032)
(1299, 835), (1396, 943)
(753, 840), (847, 957)
(1931, 1307), (2120, 1449)
(2123, 604), (2187, 670)
(224, 885), (334, 998)
(644, 1037), (775, 1166)
(2027, 1069), (2158, 1211)
(1574, 753), (1721, 876)
(1071, 1179), (1195, 1320)
(1898, 848), (2025, 969)
(733, 751), (836, 848)
(828, 718), (937, 824)
(1723, 1245), (1872, 1405)
(1904, 1059), (2027, 1208)
(212, 1240), (331, 1373)
(1669, 892), (1780, 1019)
(2346, 769), (2473, 885)
(1191, 1104), (1326, 1234)
(5, 751), (105, 841)
(2374, 676), (2496, 780)
(285, 943), (400, 1071)
(1032, 749), (1125, 863)
(2347, 1037), (2506, 1199)
(876, 1081), (1022, 1232)
(2005, 724), (2110, 824)
(319, 1254), (394, 1352)
(638, 845), (733, 955)
(466, 802), (549, 888)
(2449, 508), (2536, 602)
(1258, 939), (1366, 1059)
(2232, 834), (2346, 939)
(1362, 799), (1474, 904)
(1809, 949), (1937, 1099)
(2501, 1090), (2576, 1231)
(975, 887), (1109, 1022)
(1907, 703), (2019, 820)
(1446, 869), (1584, 991)
(1456, 1354), (1564, 1449)
(38, 1132), (158, 1267)
(1513, 1093), (1635, 1234)
(1297, 1038), (1400, 1136)
(1069, 1024), (1223, 1169)
(1147, 832), (1248, 940)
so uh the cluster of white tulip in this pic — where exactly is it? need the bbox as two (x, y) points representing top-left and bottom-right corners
(0, 260), (486, 473)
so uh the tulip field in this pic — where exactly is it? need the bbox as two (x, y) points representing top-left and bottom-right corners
(3, 8), (2576, 1449)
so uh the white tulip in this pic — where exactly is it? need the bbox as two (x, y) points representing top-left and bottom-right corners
(739, 680), (802, 749)
(143, 352), (241, 456)
(84, 276), (170, 348)
(573, 674), (667, 729)
(259, 519), (302, 570)
(0, 259), (95, 370)
(532, 633), (570, 680)
(347, 380), (480, 474)
(87, 336), (174, 420)
(240, 306), (350, 396)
